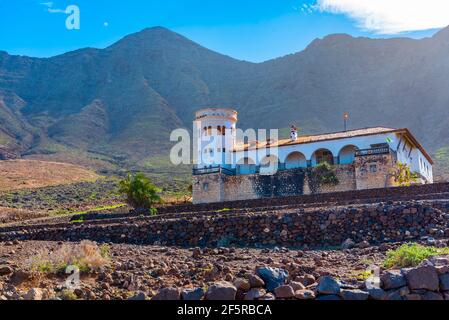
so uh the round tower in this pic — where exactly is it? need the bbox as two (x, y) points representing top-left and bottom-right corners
(194, 108), (238, 169)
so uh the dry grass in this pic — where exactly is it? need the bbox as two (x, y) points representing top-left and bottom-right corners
(25, 153), (116, 173)
(0, 160), (101, 191)
(26, 241), (111, 274)
(0, 207), (47, 224)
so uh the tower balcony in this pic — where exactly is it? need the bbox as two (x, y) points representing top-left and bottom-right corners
(193, 165), (236, 176)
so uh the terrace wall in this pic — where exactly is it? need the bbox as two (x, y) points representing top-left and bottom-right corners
(2, 201), (449, 249)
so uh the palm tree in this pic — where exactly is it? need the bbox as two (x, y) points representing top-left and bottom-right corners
(118, 173), (162, 213)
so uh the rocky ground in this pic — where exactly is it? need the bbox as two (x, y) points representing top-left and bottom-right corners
(1, 239), (448, 301)
(0, 180), (121, 212)
(0, 180), (123, 224)
(1, 182), (449, 301)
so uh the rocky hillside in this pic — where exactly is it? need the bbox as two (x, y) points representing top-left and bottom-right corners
(1, 26), (449, 179)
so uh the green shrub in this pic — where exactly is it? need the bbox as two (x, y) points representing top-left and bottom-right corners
(383, 243), (449, 269)
(60, 289), (78, 301)
(308, 162), (339, 194)
(118, 173), (162, 212)
(393, 162), (419, 187)
(314, 162), (339, 185)
(354, 270), (374, 281)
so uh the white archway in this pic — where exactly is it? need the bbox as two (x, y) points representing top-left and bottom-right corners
(237, 157), (256, 175)
(285, 152), (307, 169)
(338, 145), (358, 165)
(311, 149), (334, 166)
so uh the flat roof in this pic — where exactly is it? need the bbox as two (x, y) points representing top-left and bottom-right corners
(233, 126), (433, 164)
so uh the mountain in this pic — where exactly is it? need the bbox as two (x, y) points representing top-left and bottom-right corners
(1, 26), (449, 180)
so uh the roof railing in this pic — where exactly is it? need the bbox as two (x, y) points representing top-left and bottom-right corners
(355, 146), (391, 157)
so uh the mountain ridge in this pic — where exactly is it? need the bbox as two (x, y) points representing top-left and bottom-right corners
(1, 26), (449, 180)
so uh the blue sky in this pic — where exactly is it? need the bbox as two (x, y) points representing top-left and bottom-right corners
(0, 0), (446, 62)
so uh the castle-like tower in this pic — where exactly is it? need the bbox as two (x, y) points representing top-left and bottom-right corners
(194, 108), (238, 169)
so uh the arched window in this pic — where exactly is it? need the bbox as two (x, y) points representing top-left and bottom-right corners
(338, 145), (358, 165)
(207, 126), (212, 136)
(237, 157), (256, 175)
(217, 126), (222, 136)
(222, 126), (227, 136)
(203, 127), (208, 136)
(285, 152), (307, 169)
(312, 149), (334, 166)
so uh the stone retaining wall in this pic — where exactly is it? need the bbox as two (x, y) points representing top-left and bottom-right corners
(194, 166), (358, 204)
(2, 201), (449, 248)
(161, 182), (449, 214)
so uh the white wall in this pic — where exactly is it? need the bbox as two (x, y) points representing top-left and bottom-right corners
(233, 133), (394, 165)
(196, 113), (237, 169)
(230, 132), (433, 183)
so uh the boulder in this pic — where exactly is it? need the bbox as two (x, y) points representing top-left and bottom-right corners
(380, 271), (406, 290)
(420, 291), (444, 301)
(404, 294), (421, 301)
(289, 281), (306, 291)
(316, 276), (341, 295)
(316, 295), (342, 301)
(248, 274), (265, 288)
(256, 268), (288, 292)
(0, 265), (13, 276)
(404, 266), (439, 291)
(357, 241), (370, 249)
(340, 289), (369, 301)
(295, 290), (316, 300)
(385, 289), (403, 301)
(274, 285), (295, 299)
(368, 288), (387, 300)
(24, 288), (43, 301)
(259, 293), (276, 301)
(205, 282), (237, 300)
(152, 287), (181, 300)
(398, 286), (410, 297)
(244, 288), (266, 301)
(341, 239), (355, 250)
(192, 248), (202, 259)
(295, 274), (316, 287)
(128, 292), (147, 301)
(234, 278), (251, 292)
(428, 255), (449, 267)
(182, 288), (204, 301)
(435, 266), (449, 275)
(439, 274), (449, 291)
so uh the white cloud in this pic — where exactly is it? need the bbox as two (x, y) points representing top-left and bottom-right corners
(315, 0), (449, 34)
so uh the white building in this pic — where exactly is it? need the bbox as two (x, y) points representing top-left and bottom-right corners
(193, 108), (434, 204)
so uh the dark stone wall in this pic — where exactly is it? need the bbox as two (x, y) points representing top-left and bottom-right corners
(163, 182), (449, 215)
(253, 170), (306, 198)
(2, 201), (449, 249)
